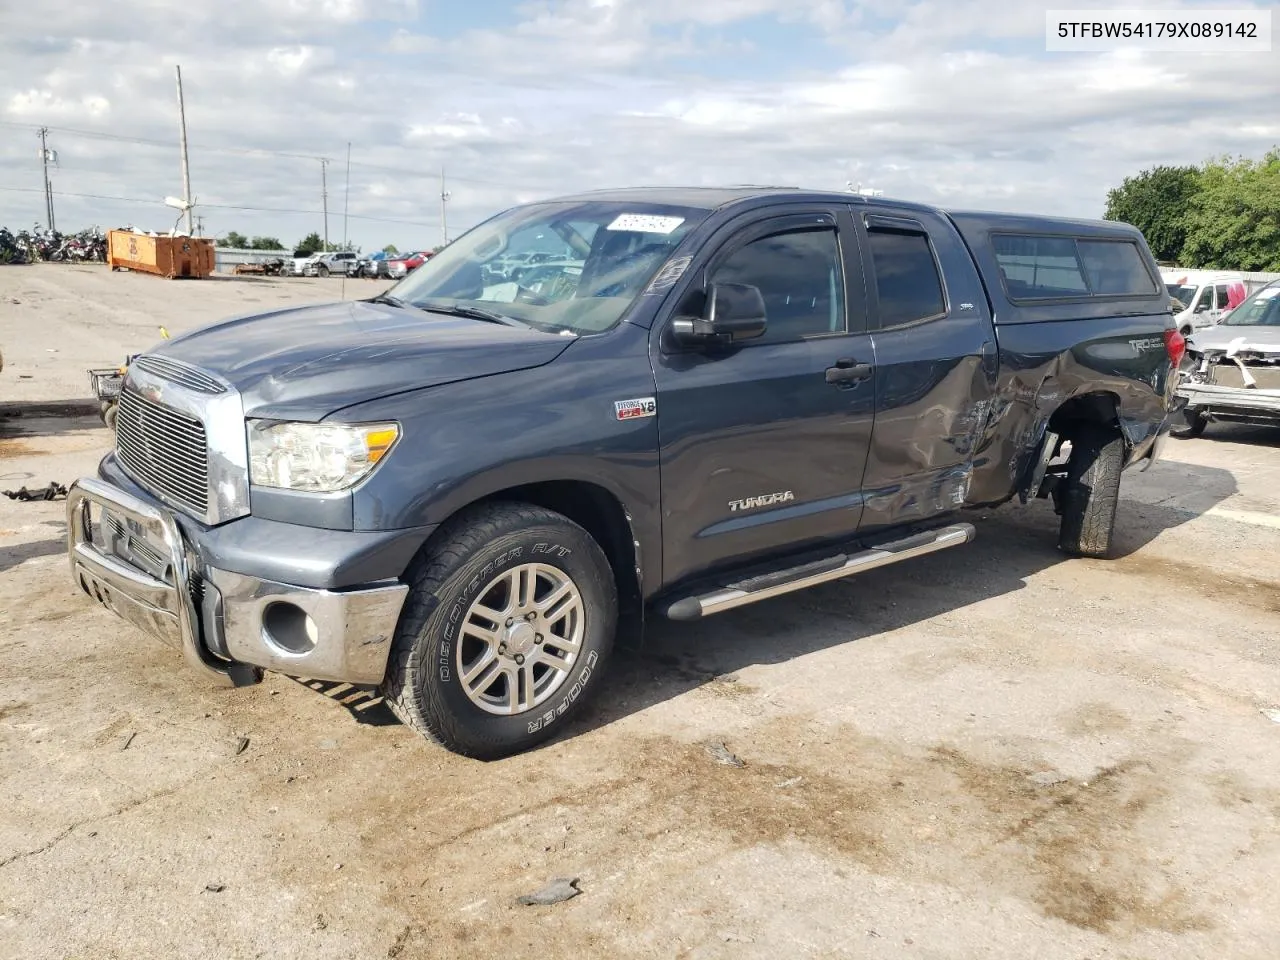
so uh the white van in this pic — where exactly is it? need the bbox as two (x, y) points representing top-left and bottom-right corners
(1160, 269), (1248, 336)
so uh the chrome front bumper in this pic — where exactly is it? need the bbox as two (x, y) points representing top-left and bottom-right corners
(67, 477), (409, 686)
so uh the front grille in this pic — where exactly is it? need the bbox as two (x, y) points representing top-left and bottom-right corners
(131, 355), (226, 394)
(115, 389), (210, 516)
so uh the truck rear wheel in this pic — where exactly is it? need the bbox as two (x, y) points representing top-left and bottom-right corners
(381, 502), (617, 760)
(1057, 425), (1124, 559)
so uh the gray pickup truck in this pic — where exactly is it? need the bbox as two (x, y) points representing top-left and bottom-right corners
(66, 187), (1179, 759)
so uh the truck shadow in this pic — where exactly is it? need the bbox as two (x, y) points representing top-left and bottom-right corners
(565, 460), (1240, 745)
(297, 460), (1240, 745)
(1196, 423), (1280, 448)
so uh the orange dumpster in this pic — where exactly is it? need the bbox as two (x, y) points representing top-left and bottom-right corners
(107, 230), (215, 279)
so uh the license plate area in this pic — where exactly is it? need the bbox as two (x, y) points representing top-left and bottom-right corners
(92, 502), (174, 584)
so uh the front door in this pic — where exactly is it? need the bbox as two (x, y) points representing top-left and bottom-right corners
(652, 208), (877, 587)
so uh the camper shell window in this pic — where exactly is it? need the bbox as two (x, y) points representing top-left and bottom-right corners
(993, 234), (1158, 302)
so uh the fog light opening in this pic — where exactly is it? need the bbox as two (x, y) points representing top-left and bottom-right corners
(262, 601), (318, 655)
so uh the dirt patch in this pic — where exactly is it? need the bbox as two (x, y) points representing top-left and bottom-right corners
(1101, 553), (1280, 614)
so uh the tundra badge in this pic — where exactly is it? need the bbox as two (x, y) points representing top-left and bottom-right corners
(729, 491), (795, 513)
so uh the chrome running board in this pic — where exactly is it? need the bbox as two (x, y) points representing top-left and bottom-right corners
(663, 523), (975, 621)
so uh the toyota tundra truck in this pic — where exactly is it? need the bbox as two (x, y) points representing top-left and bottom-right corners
(66, 187), (1181, 759)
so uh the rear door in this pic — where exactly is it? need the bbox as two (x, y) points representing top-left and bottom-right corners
(652, 206), (878, 586)
(854, 207), (997, 532)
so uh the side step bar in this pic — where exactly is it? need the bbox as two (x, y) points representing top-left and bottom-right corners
(663, 523), (975, 621)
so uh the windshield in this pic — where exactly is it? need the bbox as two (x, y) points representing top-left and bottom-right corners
(1165, 284), (1197, 309)
(388, 200), (709, 334)
(1220, 283), (1280, 326)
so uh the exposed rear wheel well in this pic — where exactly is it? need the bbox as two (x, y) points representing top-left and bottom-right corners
(1048, 392), (1122, 444)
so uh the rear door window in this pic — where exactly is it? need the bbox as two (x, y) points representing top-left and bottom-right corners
(866, 228), (946, 328)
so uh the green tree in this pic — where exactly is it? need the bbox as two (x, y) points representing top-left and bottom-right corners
(1181, 149), (1280, 271)
(1103, 165), (1201, 263)
(382, 243), (399, 255)
(250, 236), (284, 250)
(296, 232), (324, 255)
(221, 230), (250, 249)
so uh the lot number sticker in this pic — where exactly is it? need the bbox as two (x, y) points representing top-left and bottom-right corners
(607, 214), (685, 234)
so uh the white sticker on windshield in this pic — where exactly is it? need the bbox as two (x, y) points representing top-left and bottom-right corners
(607, 214), (685, 234)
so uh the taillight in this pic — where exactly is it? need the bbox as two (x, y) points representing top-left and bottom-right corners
(1164, 329), (1186, 368)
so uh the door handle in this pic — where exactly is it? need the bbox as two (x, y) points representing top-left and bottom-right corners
(825, 358), (873, 384)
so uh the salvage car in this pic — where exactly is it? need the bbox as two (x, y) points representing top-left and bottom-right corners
(65, 187), (1179, 759)
(1173, 278), (1280, 437)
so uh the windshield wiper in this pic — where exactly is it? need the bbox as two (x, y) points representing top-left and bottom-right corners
(366, 293), (407, 308)
(418, 301), (528, 328)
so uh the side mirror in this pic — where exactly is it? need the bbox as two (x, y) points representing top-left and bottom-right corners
(672, 282), (767, 344)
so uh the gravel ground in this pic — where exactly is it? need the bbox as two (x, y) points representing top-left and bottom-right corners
(2, 264), (1278, 960)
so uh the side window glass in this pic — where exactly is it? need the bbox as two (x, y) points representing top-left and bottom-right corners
(1214, 285), (1231, 309)
(710, 228), (845, 343)
(1195, 286), (1213, 312)
(993, 234), (1089, 299)
(867, 229), (946, 327)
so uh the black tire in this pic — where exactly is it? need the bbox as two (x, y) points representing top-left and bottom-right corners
(316, 264), (330, 278)
(1171, 408), (1207, 439)
(381, 502), (617, 760)
(1058, 425), (1124, 559)
(103, 403), (118, 433)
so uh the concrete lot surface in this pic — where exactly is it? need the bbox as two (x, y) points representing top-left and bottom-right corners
(1, 264), (1278, 959)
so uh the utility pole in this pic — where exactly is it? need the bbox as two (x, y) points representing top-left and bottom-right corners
(195, 215), (205, 237)
(320, 158), (330, 251)
(38, 127), (55, 231)
(342, 142), (351, 252)
(440, 166), (450, 246)
(175, 65), (194, 234)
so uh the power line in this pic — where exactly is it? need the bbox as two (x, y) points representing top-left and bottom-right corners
(0, 119), (540, 188)
(0, 185), (439, 227)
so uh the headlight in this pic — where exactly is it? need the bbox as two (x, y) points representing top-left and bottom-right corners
(248, 420), (399, 492)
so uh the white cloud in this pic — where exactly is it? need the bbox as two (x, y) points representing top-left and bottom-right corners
(0, 0), (1276, 254)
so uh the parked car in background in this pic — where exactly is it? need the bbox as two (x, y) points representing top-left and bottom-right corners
(1174, 279), (1280, 437)
(356, 251), (392, 278)
(387, 250), (432, 279)
(284, 249), (315, 276)
(305, 251), (359, 277)
(1161, 269), (1249, 337)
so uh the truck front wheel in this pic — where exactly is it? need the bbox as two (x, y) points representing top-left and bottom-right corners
(1057, 425), (1124, 559)
(382, 502), (617, 760)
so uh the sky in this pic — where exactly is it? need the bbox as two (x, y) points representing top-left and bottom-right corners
(1, 0), (1277, 253)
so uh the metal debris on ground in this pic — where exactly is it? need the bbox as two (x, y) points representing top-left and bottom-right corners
(203, 883), (226, 893)
(120, 732), (136, 751)
(704, 741), (746, 768)
(1261, 708), (1280, 724)
(515, 877), (581, 906)
(235, 736), (250, 755)
(2, 482), (68, 502)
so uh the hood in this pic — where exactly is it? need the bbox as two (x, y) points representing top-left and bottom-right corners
(1189, 324), (1280, 354)
(149, 299), (574, 420)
